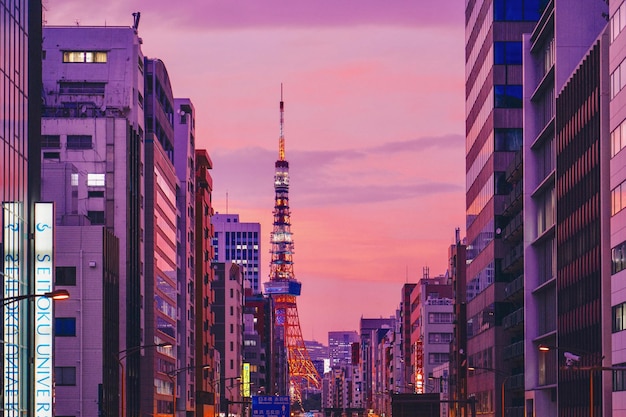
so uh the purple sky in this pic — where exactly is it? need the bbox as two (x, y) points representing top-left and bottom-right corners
(46, 0), (466, 342)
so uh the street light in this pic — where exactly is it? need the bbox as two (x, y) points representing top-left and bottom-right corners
(467, 366), (509, 417)
(0, 288), (70, 306)
(116, 342), (173, 417)
(538, 345), (604, 417)
(167, 364), (211, 417)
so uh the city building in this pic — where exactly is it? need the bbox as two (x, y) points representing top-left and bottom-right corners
(448, 229), (467, 417)
(610, 1), (626, 415)
(194, 149), (218, 416)
(359, 316), (395, 412)
(244, 288), (273, 395)
(0, 0), (42, 414)
(212, 262), (245, 416)
(329, 331), (359, 367)
(174, 97), (199, 415)
(522, 2), (610, 416)
(399, 283), (417, 393)
(409, 271), (453, 395)
(464, 2), (543, 416)
(212, 213), (262, 293)
(40, 25), (157, 417)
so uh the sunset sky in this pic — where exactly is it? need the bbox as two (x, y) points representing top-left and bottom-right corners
(46, 0), (467, 342)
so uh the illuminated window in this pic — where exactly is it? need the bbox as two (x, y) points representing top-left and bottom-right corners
(63, 51), (107, 63)
(71, 173), (79, 186)
(87, 173), (105, 187)
(55, 367), (77, 386)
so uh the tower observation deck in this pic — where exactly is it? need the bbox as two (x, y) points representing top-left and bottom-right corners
(264, 87), (321, 404)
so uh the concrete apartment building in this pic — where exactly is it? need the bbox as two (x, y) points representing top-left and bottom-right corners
(212, 213), (262, 293)
(212, 262), (245, 416)
(522, 2), (611, 416)
(409, 272), (453, 395)
(40, 25), (161, 417)
(194, 149), (218, 416)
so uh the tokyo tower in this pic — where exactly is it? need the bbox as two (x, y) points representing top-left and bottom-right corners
(264, 86), (321, 403)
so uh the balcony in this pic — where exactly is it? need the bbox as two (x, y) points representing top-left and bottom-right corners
(502, 182), (523, 217)
(502, 243), (523, 274)
(502, 308), (524, 330)
(505, 150), (523, 183)
(505, 406), (524, 417)
(504, 274), (523, 301)
(503, 211), (523, 243)
(503, 340), (524, 361)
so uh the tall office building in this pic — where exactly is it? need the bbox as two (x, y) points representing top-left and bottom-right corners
(464, 2), (542, 416)
(1, 1), (42, 415)
(610, 1), (626, 415)
(329, 331), (359, 367)
(522, 3), (610, 416)
(212, 213), (262, 293)
(40, 25), (159, 417)
(359, 317), (394, 411)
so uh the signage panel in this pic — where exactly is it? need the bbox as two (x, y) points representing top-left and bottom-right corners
(252, 396), (290, 417)
(34, 203), (54, 417)
(3, 202), (22, 417)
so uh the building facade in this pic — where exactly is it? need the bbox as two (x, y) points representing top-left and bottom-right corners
(212, 213), (262, 293)
(41, 25), (155, 417)
(464, 2), (542, 415)
(522, 3), (611, 416)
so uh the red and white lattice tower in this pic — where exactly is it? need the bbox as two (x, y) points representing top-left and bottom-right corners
(264, 86), (321, 403)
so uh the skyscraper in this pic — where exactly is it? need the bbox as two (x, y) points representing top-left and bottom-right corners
(212, 213), (261, 293)
(1, 1), (42, 415)
(464, 2), (543, 416)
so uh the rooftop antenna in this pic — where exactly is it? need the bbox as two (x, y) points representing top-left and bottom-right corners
(279, 83), (285, 161)
(132, 12), (141, 31)
(226, 191), (229, 214)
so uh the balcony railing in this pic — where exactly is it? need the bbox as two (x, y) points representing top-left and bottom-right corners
(504, 274), (523, 300)
(502, 308), (524, 330)
(503, 340), (524, 361)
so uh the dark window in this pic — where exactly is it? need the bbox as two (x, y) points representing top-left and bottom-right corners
(59, 82), (105, 95)
(613, 240), (626, 275)
(614, 362), (626, 391)
(55, 367), (77, 385)
(495, 128), (523, 151)
(43, 152), (61, 159)
(495, 85), (523, 108)
(494, 42), (523, 65)
(55, 318), (77, 336)
(56, 266), (77, 286)
(41, 135), (61, 149)
(494, 0), (546, 21)
(67, 135), (93, 149)
(87, 211), (105, 225)
(88, 190), (105, 198)
(614, 303), (626, 333)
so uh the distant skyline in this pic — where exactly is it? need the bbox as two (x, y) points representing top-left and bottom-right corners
(46, 0), (466, 340)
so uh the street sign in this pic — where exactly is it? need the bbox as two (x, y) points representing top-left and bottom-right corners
(252, 396), (290, 417)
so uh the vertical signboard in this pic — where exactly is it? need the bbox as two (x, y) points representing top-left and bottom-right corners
(34, 203), (54, 417)
(3, 202), (22, 417)
(242, 363), (251, 397)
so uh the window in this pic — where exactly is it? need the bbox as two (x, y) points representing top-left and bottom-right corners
(493, 0), (546, 21)
(87, 211), (105, 225)
(71, 173), (79, 186)
(494, 85), (523, 108)
(612, 180), (626, 216)
(43, 152), (60, 160)
(428, 333), (453, 344)
(87, 173), (105, 187)
(55, 318), (77, 336)
(62, 51), (107, 63)
(428, 313), (454, 324)
(614, 362), (626, 391)
(614, 303), (626, 333)
(59, 82), (105, 95)
(494, 129), (523, 151)
(428, 353), (449, 364)
(41, 135), (61, 149)
(67, 135), (92, 149)
(56, 266), (76, 286)
(613, 240), (626, 275)
(494, 42), (522, 65)
(55, 367), (77, 386)
(88, 190), (105, 198)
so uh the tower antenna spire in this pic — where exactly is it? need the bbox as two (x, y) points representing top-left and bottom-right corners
(279, 83), (285, 161)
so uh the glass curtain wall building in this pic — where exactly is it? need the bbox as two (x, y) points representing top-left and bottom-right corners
(464, 1), (542, 416)
(1, 0), (42, 415)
